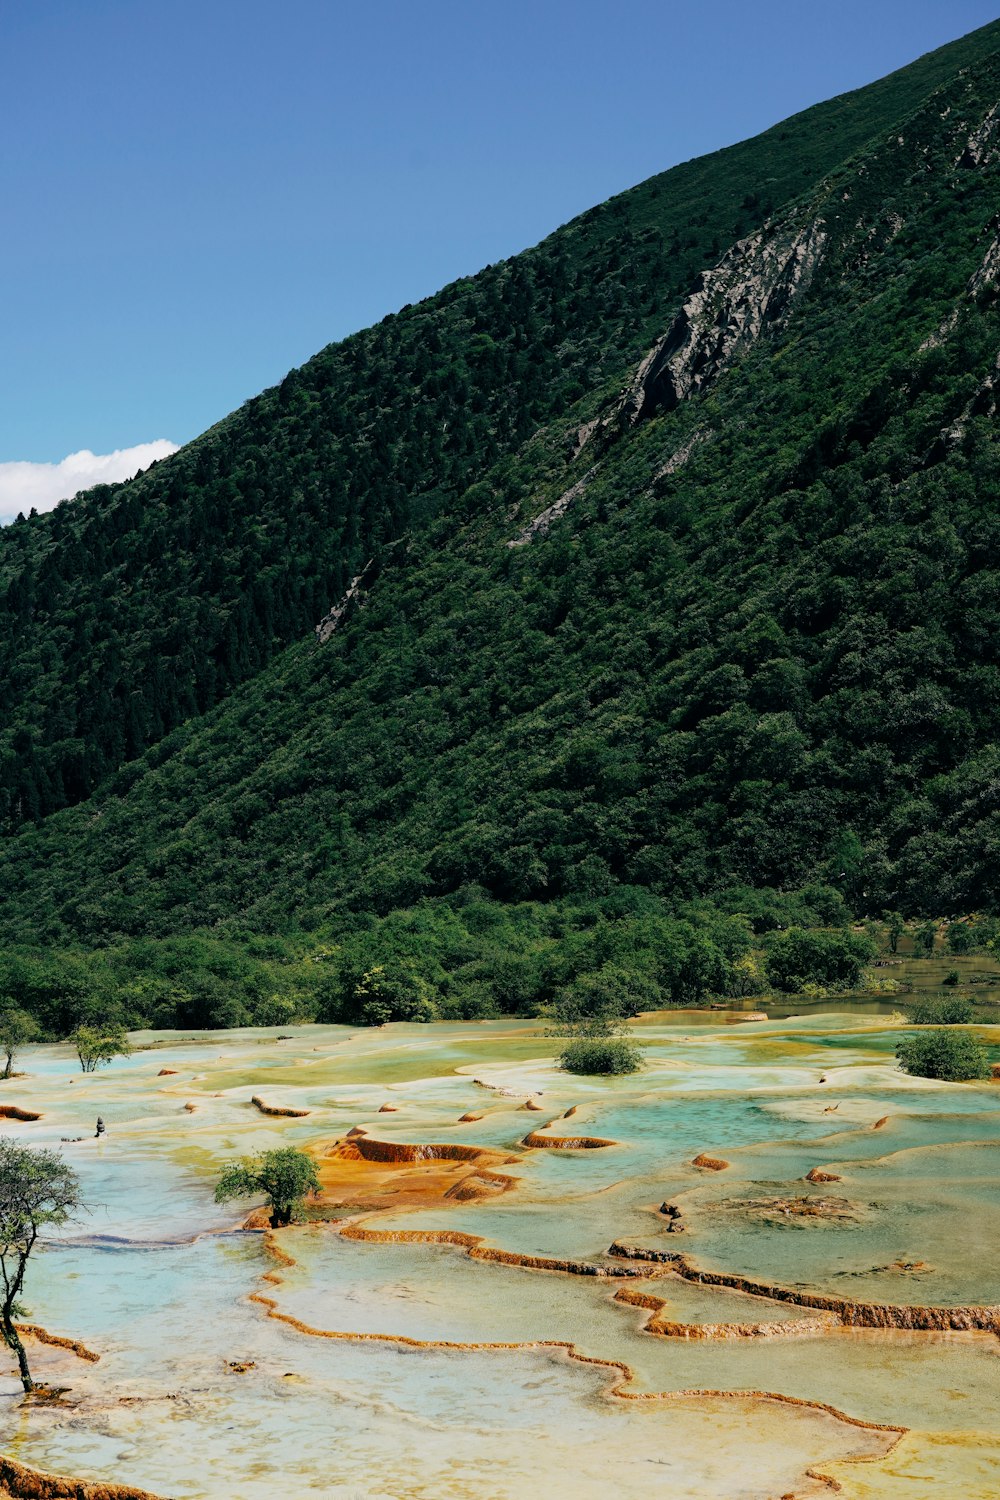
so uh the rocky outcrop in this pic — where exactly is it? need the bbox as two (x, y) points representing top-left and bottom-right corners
(968, 227), (1000, 298)
(506, 469), (595, 548)
(156, 1069), (177, 1077)
(571, 419), (598, 458)
(603, 216), (826, 435)
(0, 1105), (41, 1121)
(659, 1202), (685, 1232)
(458, 1112), (483, 1122)
(241, 1207), (272, 1231)
(250, 1096), (309, 1118)
(443, 1170), (511, 1201)
(654, 427), (708, 480)
(805, 1167), (842, 1184)
(691, 1153), (729, 1171)
(957, 103), (1000, 168)
(378, 1103), (399, 1112)
(314, 561), (372, 645)
(920, 218), (1000, 361)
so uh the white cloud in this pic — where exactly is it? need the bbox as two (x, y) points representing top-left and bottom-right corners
(0, 439), (179, 525)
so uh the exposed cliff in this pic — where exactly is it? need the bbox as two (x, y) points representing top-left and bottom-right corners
(601, 215), (827, 437)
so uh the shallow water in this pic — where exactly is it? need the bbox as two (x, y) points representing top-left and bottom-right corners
(0, 1008), (998, 1498)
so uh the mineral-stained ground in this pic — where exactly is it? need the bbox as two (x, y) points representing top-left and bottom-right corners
(1, 1005), (998, 1498)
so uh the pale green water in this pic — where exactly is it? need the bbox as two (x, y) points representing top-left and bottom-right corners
(0, 1010), (998, 1498)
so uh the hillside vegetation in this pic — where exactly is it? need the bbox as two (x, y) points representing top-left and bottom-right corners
(3, 23), (1000, 1031)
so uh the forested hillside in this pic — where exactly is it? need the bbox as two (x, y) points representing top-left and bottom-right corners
(3, 22), (1000, 1031)
(1, 19), (995, 831)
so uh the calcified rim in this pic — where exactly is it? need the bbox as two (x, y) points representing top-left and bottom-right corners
(320, 1211), (1000, 1335)
(15, 1322), (100, 1363)
(247, 1222), (908, 1497)
(8, 1108), (996, 1497)
(2, 1221), (946, 1498)
(0, 1455), (163, 1500)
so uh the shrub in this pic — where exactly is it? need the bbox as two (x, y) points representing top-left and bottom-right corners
(942, 969), (960, 987)
(559, 1038), (643, 1075)
(862, 969), (901, 995)
(896, 1029), (989, 1081)
(907, 997), (973, 1025)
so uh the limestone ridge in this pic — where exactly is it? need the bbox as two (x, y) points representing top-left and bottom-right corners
(601, 214), (827, 437)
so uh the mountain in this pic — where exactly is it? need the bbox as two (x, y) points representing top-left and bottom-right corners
(3, 22), (1000, 1028)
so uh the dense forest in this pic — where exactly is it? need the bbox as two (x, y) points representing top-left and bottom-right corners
(3, 21), (1000, 1032)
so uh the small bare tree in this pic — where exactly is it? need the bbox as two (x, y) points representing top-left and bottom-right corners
(0, 1140), (81, 1392)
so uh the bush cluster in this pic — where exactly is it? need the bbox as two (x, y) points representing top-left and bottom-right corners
(559, 1038), (643, 1075)
(896, 1029), (989, 1081)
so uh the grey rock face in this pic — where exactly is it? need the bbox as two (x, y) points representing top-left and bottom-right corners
(606, 215), (827, 434)
(507, 468), (596, 548)
(957, 101), (1000, 168)
(315, 562), (372, 644)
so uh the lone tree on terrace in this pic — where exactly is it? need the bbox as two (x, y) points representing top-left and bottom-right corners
(0, 1010), (37, 1080)
(214, 1147), (320, 1228)
(0, 1140), (81, 1393)
(70, 1023), (131, 1073)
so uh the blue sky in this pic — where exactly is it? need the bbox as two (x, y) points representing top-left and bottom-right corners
(2, 0), (998, 504)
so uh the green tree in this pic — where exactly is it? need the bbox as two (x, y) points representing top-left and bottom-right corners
(550, 965), (644, 1073)
(914, 921), (938, 958)
(325, 962), (436, 1027)
(945, 922), (971, 954)
(550, 966), (656, 1034)
(896, 1029), (989, 1082)
(0, 1010), (37, 1080)
(884, 911), (905, 955)
(70, 1023), (131, 1073)
(0, 1141), (81, 1392)
(764, 928), (876, 993)
(214, 1147), (320, 1227)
